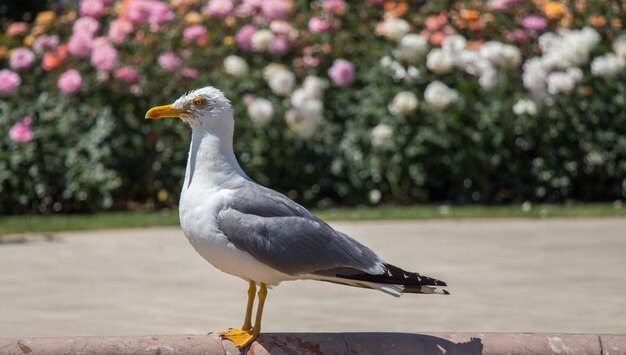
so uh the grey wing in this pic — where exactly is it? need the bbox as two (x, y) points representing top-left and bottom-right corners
(216, 183), (383, 276)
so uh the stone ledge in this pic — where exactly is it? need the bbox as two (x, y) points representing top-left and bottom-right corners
(0, 332), (623, 354)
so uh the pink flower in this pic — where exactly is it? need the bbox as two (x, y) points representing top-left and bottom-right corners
(7, 22), (29, 37)
(9, 48), (35, 71)
(68, 33), (94, 58)
(425, 15), (447, 32)
(181, 68), (198, 79)
(127, 1), (152, 22)
(108, 19), (133, 44)
(268, 36), (290, 56)
(270, 20), (295, 36)
(488, 0), (523, 10)
(328, 59), (355, 86)
(127, 1), (173, 29)
(114, 67), (139, 84)
(308, 17), (331, 34)
(9, 117), (34, 143)
(205, 0), (235, 19)
(261, 0), (291, 21)
(183, 25), (207, 42)
(0, 70), (21, 95)
(80, 0), (105, 17)
(73, 16), (100, 36)
(235, 25), (257, 52)
(91, 43), (118, 71)
(522, 15), (547, 32)
(236, 0), (262, 17)
(148, 2), (175, 30)
(505, 28), (529, 43)
(158, 51), (181, 71)
(58, 69), (83, 95)
(322, 0), (346, 13)
(33, 35), (60, 54)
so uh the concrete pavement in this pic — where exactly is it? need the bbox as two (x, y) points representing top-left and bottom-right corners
(1, 218), (625, 337)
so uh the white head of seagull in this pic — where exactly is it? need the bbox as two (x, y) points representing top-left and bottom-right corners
(145, 86), (249, 186)
(146, 86), (234, 128)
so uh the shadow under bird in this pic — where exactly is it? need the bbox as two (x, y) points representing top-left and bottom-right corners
(145, 86), (449, 348)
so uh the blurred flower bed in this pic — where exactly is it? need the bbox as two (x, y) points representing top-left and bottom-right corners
(1, 0), (625, 214)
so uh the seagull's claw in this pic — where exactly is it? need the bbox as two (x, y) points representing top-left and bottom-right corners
(216, 328), (259, 348)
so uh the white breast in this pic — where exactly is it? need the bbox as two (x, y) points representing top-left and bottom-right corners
(179, 184), (295, 286)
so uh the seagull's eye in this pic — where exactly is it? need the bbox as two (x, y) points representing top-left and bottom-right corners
(192, 96), (207, 107)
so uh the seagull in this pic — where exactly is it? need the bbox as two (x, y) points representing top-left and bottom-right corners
(145, 86), (449, 348)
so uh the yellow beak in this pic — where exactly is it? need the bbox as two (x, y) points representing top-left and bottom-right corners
(145, 104), (190, 119)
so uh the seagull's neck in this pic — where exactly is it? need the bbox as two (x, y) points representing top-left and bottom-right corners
(183, 122), (249, 190)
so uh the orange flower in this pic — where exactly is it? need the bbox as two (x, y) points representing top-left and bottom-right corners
(184, 12), (203, 26)
(430, 32), (445, 46)
(468, 19), (485, 31)
(0, 46), (7, 59)
(224, 16), (236, 27)
(589, 15), (607, 28)
(196, 37), (210, 47)
(384, 1), (408, 18)
(467, 40), (484, 51)
(543, 2), (568, 20)
(57, 44), (69, 60)
(42, 52), (62, 71)
(223, 36), (234, 46)
(35, 11), (56, 26)
(23, 35), (35, 47)
(460, 9), (480, 22)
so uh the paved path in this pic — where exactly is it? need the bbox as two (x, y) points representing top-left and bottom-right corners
(1, 218), (625, 337)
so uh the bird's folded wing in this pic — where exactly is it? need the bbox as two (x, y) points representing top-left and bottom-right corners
(216, 184), (383, 276)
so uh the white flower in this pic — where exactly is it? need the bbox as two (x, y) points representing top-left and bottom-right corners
(454, 50), (481, 74)
(380, 55), (393, 67)
(538, 32), (560, 53)
(578, 27), (601, 53)
(479, 41), (521, 69)
(223, 55), (249, 77)
(302, 75), (327, 99)
(388, 91), (418, 116)
(442, 35), (467, 55)
(522, 58), (548, 92)
(591, 53), (626, 78)
(512, 99), (538, 116)
(368, 189), (382, 204)
(380, 18), (410, 42)
(290, 88), (308, 107)
(247, 98), (274, 126)
(500, 45), (522, 69)
(285, 99), (324, 139)
(263, 63), (288, 80)
(371, 124), (393, 147)
(394, 33), (428, 62)
(546, 71), (575, 94)
(251, 29), (275, 52)
(424, 81), (459, 109)
(566, 67), (583, 82)
(263, 64), (295, 96)
(426, 48), (454, 74)
(614, 35), (626, 60)
(533, 27), (600, 75)
(479, 67), (499, 90)
(298, 98), (324, 121)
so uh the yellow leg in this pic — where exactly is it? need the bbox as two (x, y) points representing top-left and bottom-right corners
(241, 281), (256, 331)
(217, 282), (268, 349)
(252, 283), (267, 335)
